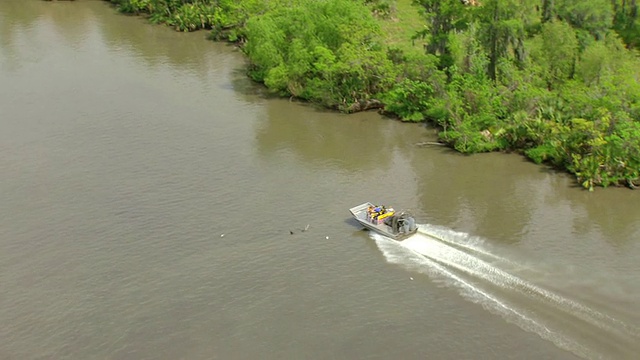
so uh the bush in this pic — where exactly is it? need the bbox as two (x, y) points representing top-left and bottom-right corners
(244, 0), (397, 108)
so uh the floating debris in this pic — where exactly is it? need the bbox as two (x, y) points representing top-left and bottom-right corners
(415, 141), (445, 147)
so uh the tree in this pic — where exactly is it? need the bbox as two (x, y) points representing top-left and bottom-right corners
(612, 0), (640, 48)
(244, 0), (395, 108)
(414, 0), (470, 68)
(542, 0), (555, 23)
(556, 0), (613, 41)
(476, 0), (532, 80)
(529, 20), (578, 90)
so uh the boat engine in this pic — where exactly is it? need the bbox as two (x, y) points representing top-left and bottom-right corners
(385, 212), (417, 234)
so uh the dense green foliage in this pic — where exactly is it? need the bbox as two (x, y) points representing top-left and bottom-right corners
(107, 0), (282, 40)
(108, 0), (640, 190)
(243, 0), (451, 112)
(409, 0), (640, 190)
(243, 0), (392, 109)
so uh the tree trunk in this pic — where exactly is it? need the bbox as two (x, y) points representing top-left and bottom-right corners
(542, 0), (554, 23)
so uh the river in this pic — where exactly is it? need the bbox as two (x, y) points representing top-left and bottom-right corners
(1, 1), (639, 359)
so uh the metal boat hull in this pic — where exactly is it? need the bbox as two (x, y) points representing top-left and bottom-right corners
(349, 202), (417, 240)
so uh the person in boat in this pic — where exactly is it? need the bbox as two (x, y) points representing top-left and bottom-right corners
(370, 206), (382, 221)
(370, 205), (386, 222)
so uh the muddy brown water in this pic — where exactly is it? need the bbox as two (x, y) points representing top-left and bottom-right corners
(1, 1), (639, 359)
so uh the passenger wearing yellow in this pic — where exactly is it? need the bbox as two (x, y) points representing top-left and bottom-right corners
(367, 205), (388, 223)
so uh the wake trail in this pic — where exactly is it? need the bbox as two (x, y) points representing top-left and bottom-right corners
(415, 224), (640, 336)
(371, 227), (640, 360)
(416, 224), (517, 267)
(405, 233), (634, 337)
(376, 236), (558, 330)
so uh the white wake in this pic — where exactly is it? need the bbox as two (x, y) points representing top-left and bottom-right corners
(372, 225), (640, 360)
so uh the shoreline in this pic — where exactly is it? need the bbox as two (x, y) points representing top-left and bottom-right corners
(95, 0), (640, 190)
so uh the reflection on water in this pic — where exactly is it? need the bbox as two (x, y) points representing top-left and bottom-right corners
(409, 148), (540, 239)
(254, 100), (415, 172)
(0, 0), (235, 77)
(0, 1), (94, 67)
(92, 1), (229, 76)
(408, 143), (640, 248)
(1, 2), (640, 359)
(575, 188), (640, 246)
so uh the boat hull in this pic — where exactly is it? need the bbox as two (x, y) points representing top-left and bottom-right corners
(349, 202), (417, 240)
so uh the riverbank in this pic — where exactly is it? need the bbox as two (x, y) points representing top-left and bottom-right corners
(6, 3), (640, 358)
(101, 0), (640, 190)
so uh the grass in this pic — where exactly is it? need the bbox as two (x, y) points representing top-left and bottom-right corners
(375, 0), (427, 55)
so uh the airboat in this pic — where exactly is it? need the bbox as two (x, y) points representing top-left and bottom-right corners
(349, 202), (418, 240)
